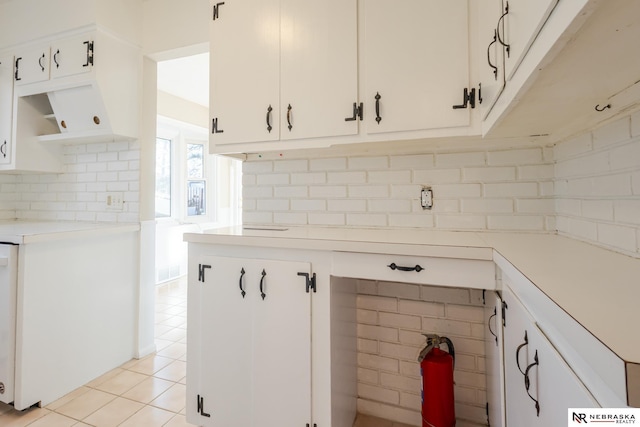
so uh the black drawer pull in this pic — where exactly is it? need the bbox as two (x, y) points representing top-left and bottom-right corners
(387, 263), (423, 272)
(487, 30), (498, 79)
(259, 269), (267, 300)
(239, 268), (246, 298)
(488, 307), (498, 345)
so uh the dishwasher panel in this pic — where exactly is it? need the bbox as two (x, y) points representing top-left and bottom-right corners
(0, 243), (17, 404)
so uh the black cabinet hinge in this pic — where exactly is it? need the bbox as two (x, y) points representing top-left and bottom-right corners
(211, 117), (224, 134)
(482, 289), (486, 305)
(486, 402), (490, 426)
(197, 394), (211, 417)
(306, 424), (317, 427)
(344, 102), (363, 121)
(212, 2), (225, 20)
(83, 41), (94, 67)
(198, 264), (211, 282)
(452, 87), (476, 109)
(297, 272), (316, 293)
(501, 300), (508, 327)
(14, 57), (22, 81)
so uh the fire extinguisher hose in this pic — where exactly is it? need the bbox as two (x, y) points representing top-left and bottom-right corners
(440, 336), (455, 369)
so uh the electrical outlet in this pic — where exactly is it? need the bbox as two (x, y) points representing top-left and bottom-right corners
(421, 187), (433, 210)
(106, 192), (124, 210)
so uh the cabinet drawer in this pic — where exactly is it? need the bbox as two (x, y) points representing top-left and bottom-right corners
(332, 252), (494, 289)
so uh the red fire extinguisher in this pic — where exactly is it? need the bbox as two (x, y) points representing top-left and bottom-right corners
(418, 334), (456, 427)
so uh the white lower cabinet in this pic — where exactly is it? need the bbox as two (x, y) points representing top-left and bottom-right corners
(502, 285), (599, 426)
(186, 255), (313, 427)
(484, 290), (505, 427)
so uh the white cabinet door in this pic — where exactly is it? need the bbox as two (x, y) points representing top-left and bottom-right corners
(0, 244), (17, 404)
(0, 56), (13, 166)
(47, 84), (109, 133)
(362, 0), (470, 134)
(484, 291), (505, 427)
(477, 0), (506, 120)
(280, 0), (358, 141)
(502, 286), (599, 427)
(188, 255), (312, 427)
(501, 0), (559, 80)
(50, 34), (94, 79)
(14, 46), (50, 85)
(209, 0), (280, 146)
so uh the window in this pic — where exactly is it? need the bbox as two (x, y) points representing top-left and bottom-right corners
(155, 137), (172, 218)
(186, 143), (206, 216)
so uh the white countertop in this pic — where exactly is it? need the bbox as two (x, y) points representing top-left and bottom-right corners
(0, 220), (140, 244)
(185, 226), (640, 364)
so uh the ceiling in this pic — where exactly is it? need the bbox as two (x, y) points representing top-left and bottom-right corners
(157, 52), (209, 107)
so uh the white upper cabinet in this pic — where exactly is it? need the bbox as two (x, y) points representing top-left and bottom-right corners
(49, 33), (94, 79)
(14, 46), (50, 85)
(209, 0), (280, 145)
(280, 0), (358, 141)
(362, 0), (471, 134)
(499, 0), (559, 81)
(209, 0), (358, 150)
(0, 56), (13, 166)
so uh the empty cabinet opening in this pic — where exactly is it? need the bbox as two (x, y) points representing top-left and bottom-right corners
(330, 276), (488, 427)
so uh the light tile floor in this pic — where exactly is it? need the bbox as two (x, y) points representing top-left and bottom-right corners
(0, 277), (414, 427)
(0, 278), (196, 427)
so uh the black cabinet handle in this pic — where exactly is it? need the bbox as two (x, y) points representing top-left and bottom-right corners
(375, 92), (382, 124)
(496, 2), (510, 57)
(487, 30), (498, 79)
(53, 49), (60, 69)
(488, 307), (498, 345)
(266, 105), (273, 133)
(387, 263), (424, 272)
(515, 330), (528, 375)
(286, 104), (293, 131)
(14, 57), (22, 80)
(239, 268), (246, 298)
(524, 350), (540, 416)
(259, 269), (266, 300)
(0, 140), (6, 158)
(38, 53), (45, 72)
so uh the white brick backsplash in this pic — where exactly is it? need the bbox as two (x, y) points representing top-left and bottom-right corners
(484, 182), (539, 197)
(273, 212), (307, 224)
(597, 223), (637, 253)
(243, 186), (273, 199)
(388, 214), (434, 228)
(462, 199), (513, 214)
(243, 161), (273, 173)
(413, 168), (462, 184)
(436, 215), (486, 230)
(592, 174), (632, 196)
(291, 199), (325, 211)
(369, 170), (411, 184)
(390, 184), (421, 198)
(328, 171), (367, 184)
(487, 148), (542, 165)
(368, 199), (411, 213)
(515, 199), (555, 214)
(614, 200), (640, 225)
(378, 312), (421, 329)
(348, 185), (390, 198)
(593, 116), (631, 149)
(358, 295), (399, 312)
(328, 199), (367, 212)
(488, 215), (545, 231)
(554, 133), (593, 160)
(308, 213), (345, 226)
(9, 141), (140, 223)
(358, 353), (400, 373)
(257, 173), (289, 185)
(379, 342), (422, 361)
(396, 299), (444, 317)
(632, 111), (640, 137)
(432, 183), (482, 198)
(436, 152), (485, 167)
(390, 154), (435, 170)
(347, 213), (388, 227)
(518, 164), (555, 180)
(309, 185), (347, 198)
(349, 156), (389, 170)
(291, 172), (326, 185)
(274, 186), (308, 198)
(310, 157), (346, 171)
(568, 218), (598, 241)
(555, 151), (610, 178)
(463, 166), (516, 182)
(581, 200), (614, 220)
(242, 174), (257, 186)
(610, 141), (640, 171)
(273, 159), (308, 172)
(379, 282), (421, 300)
(257, 199), (289, 211)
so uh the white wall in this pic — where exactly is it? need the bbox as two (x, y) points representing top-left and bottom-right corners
(555, 112), (640, 257)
